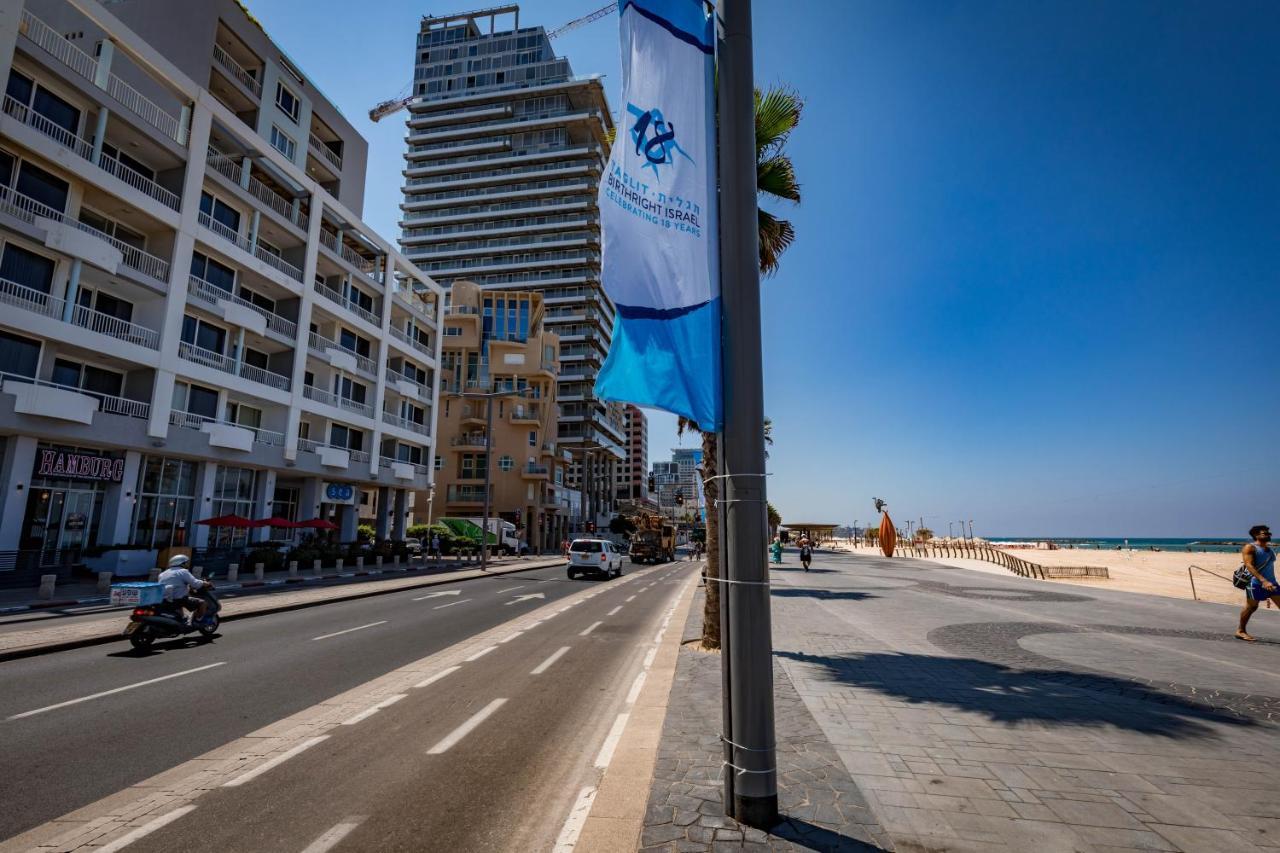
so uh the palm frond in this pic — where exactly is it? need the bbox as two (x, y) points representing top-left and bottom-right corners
(754, 87), (803, 159)
(757, 209), (795, 277)
(757, 154), (800, 205)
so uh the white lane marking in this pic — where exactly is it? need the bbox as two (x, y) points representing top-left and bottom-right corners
(506, 592), (547, 605)
(606, 605), (622, 616)
(553, 786), (598, 853)
(7, 662), (227, 720)
(464, 645), (496, 662)
(499, 630), (524, 644)
(626, 671), (647, 705)
(496, 585), (525, 593)
(580, 621), (603, 636)
(414, 666), (461, 690)
(643, 648), (658, 669)
(224, 735), (328, 787)
(94, 805), (197, 853)
(531, 646), (571, 675)
(312, 621), (387, 641)
(427, 698), (507, 754)
(594, 712), (630, 768)
(300, 817), (364, 853)
(653, 629), (664, 643)
(341, 694), (406, 726)
(412, 590), (461, 601)
(433, 599), (471, 609)
(625, 595), (636, 602)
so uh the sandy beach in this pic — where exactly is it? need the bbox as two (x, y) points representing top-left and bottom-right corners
(835, 542), (1249, 606)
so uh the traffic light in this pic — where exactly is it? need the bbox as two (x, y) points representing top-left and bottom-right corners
(675, 489), (684, 506)
(647, 473), (656, 493)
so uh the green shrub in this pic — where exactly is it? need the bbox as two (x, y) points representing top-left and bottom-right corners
(357, 523), (376, 542)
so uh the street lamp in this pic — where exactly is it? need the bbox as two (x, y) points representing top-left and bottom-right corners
(562, 440), (613, 538)
(447, 385), (529, 571)
(968, 519), (974, 540)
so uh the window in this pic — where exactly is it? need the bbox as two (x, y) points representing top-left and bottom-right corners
(191, 251), (236, 293)
(78, 208), (145, 250)
(529, 431), (537, 447)
(130, 455), (197, 548)
(6, 71), (80, 136)
(50, 359), (122, 397)
(199, 191), (240, 232)
(16, 162), (69, 213)
(401, 362), (427, 385)
(329, 423), (364, 451)
(459, 453), (487, 479)
(181, 315), (228, 354)
(225, 401), (262, 429)
(210, 466), (258, 547)
(270, 125), (296, 159)
(0, 243), (55, 294)
(275, 82), (300, 123)
(345, 283), (374, 314)
(172, 381), (219, 419)
(256, 237), (281, 258)
(0, 329), (40, 378)
(338, 328), (370, 357)
(498, 455), (514, 472)
(78, 289), (134, 323)
(434, 455), (443, 471)
(238, 286), (275, 314)
(333, 375), (367, 405)
(444, 326), (462, 336)
(100, 142), (154, 182)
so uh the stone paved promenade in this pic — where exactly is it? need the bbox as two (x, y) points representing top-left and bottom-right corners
(643, 549), (1280, 852)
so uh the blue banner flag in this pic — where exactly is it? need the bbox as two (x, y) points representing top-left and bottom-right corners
(594, 0), (721, 432)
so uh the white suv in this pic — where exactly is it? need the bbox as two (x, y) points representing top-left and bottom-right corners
(567, 538), (625, 580)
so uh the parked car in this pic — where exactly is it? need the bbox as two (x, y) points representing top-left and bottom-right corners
(566, 538), (625, 580)
(403, 537), (422, 555)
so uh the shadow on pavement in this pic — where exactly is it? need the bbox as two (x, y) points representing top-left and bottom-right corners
(768, 816), (886, 852)
(776, 649), (1253, 737)
(771, 588), (878, 602)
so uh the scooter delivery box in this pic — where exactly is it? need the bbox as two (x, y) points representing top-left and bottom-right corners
(110, 582), (165, 607)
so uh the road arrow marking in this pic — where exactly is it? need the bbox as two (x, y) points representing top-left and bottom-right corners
(412, 590), (462, 601)
(505, 592), (547, 605)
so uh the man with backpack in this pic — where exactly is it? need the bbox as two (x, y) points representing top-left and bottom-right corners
(1236, 525), (1275, 642)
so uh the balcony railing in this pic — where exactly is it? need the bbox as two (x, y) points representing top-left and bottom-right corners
(178, 341), (291, 391)
(198, 210), (303, 282)
(307, 332), (377, 376)
(3, 94), (92, 159)
(446, 486), (488, 503)
(308, 132), (343, 171)
(206, 148), (308, 230)
(525, 463), (550, 475)
(253, 244), (303, 282)
(384, 370), (430, 398)
(169, 409), (285, 446)
(313, 282), (380, 326)
(318, 229), (379, 278)
(187, 275), (298, 338)
(212, 44), (262, 97)
(0, 370), (149, 419)
(380, 456), (431, 476)
(302, 384), (374, 419)
(71, 304), (160, 349)
(450, 434), (490, 448)
(390, 325), (433, 357)
(105, 74), (183, 145)
(297, 438), (370, 464)
(382, 410), (430, 436)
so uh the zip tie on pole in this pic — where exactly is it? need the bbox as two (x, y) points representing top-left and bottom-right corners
(714, 498), (768, 506)
(702, 472), (771, 484)
(722, 761), (778, 776)
(720, 733), (776, 753)
(704, 576), (771, 587)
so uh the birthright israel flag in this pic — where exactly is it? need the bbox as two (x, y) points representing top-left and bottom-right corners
(594, 0), (721, 432)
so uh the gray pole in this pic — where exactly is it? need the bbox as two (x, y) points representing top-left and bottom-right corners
(717, 0), (778, 827)
(480, 395), (494, 571)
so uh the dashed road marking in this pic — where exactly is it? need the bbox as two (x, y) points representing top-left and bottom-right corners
(552, 786), (597, 853)
(342, 694), (406, 726)
(499, 630), (524, 643)
(94, 805), (197, 853)
(607, 605), (623, 616)
(413, 666), (461, 690)
(224, 735), (329, 787)
(496, 585), (526, 593)
(594, 712), (630, 768)
(7, 662), (227, 720)
(626, 671), (647, 705)
(580, 621), (603, 636)
(625, 595), (636, 602)
(427, 698), (507, 754)
(464, 645), (496, 662)
(312, 621), (387, 641)
(433, 599), (470, 609)
(531, 645), (572, 675)
(300, 817), (365, 853)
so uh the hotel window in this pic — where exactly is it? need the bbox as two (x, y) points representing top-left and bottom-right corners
(99, 142), (154, 182)
(78, 207), (146, 250)
(333, 375), (367, 405)
(199, 191), (241, 232)
(130, 456), (198, 548)
(210, 466), (258, 547)
(172, 381), (219, 419)
(434, 455), (443, 471)
(225, 401), (262, 429)
(0, 242), (56, 295)
(181, 315), (228, 354)
(190, 251), (236, 293)
(498, 455), (514, 472)
(528, 431), (537, 447)
(270, 124), (296, 160)
(50, 359), (122, 398)
(6, 71), (80, 137)
(14, 161), (69, 213)
(329, 423), (363, 452)
(275, 82), (300, 123)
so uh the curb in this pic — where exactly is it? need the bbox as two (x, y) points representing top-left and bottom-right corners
(0, 558), (567, 663)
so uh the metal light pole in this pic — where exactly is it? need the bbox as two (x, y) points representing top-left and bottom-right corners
(718, 0), (777, 827)
(948, 521), (954, 540)
(969, 519), (974, 540)
(450, 387), (527, 571)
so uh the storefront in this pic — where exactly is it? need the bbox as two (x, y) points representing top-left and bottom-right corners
(129, 454), (198, 549)
(19, 444), (125, 561)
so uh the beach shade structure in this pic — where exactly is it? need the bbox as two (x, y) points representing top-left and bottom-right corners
(879, 513), (897, 558)
(196, 514), (256, 528)
(251, 516), (299, 529)
(296, 518), (339, 531)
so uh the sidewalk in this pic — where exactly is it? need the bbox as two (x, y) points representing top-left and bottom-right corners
(0, 555), (566, 661)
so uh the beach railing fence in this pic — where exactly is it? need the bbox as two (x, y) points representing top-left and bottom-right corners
(1186, 564), (1234, 601)
(893, 543), (1109, 580)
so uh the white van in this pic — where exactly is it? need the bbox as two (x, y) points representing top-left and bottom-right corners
(566, 538), (624, 580)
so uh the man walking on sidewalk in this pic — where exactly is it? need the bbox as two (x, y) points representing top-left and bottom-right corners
(1236, 525), (1275, 642)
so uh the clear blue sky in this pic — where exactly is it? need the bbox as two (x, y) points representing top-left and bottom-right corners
(247, 0), (1279, 537)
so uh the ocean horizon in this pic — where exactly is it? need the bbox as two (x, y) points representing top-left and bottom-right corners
(987, 537), (1251, 554)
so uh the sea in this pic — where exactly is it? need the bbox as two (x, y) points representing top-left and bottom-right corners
(990, 537), (1246, 554)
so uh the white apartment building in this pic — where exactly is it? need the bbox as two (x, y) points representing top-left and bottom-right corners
(0, 0), (443, 573)
(397, 5), (626, 527)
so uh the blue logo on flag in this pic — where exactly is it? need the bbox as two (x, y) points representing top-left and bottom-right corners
(627, 103), (693, 180)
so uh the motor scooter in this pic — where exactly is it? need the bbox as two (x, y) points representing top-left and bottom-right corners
(124, 581), (221, 650)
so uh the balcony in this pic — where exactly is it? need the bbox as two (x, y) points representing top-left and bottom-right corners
(445, 485), (488, 504)
(0, 370), (149, 420)
(380, 456), (431, 479)
(206, 147), (308, 231)
(313, 282), (380, 327)
(197, 211), (303, 282)
(307, 331), (376, 377)
(510, 402), (542, 424)
(298, 437), (370, 467)
(20, 9), (186, 145)
(450, 434), (489, 449)
(169, 409), (285, 447)
(212, 44), (262, 98)
(384, 370), (430, 400)
(381, 410), (430, 436)
(522, 463), (550, 480)
(390, 325), (433, 358)
(187, 275), (298, 338)
(301, 384), (374, 419)
(0, 184), (172, 283)
(318, 229), (379, 281)
(0, 276), (161, 350)
(2, 95), (181, 211)
(308, 132), (343, 172)
(177, 341), (291, 392)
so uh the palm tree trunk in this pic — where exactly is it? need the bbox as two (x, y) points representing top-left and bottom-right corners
(701, 430), (721, 650)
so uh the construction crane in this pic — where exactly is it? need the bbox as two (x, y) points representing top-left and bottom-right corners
(368, 2), (618, 123)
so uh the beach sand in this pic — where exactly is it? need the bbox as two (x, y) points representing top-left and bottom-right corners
(837, 543), (1249, 607)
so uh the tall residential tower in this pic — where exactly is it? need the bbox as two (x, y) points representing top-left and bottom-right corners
(397, 5), (625, 527)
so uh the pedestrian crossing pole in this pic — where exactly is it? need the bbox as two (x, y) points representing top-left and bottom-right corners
(716, 0), (779, 828)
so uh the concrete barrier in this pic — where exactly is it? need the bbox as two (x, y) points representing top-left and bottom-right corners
(336, 559), (344, 573)
(227, 563), (239, 583)
(38, 574), (56, 600)
(254, 563), (265, 582)
(97, 571), (113, 593)
(312, 560), (323, 578)
(288, 561), (298, 579)
(356, 557), (365, 571)
(373, 556), (383, 574)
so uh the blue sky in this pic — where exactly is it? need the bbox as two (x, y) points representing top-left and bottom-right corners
(247, 0), (1279, 537)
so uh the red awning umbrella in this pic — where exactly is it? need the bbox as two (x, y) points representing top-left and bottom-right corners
(296, 519), (339, 530)
(196, 514), (255, 528)
(251, 516), (299, 529)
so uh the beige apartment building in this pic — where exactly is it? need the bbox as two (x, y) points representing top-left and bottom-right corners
(428, 280), (569, 552)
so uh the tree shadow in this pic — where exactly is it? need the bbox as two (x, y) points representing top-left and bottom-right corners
(771, 566), (840, 573)
(771, 588), (878, 602)
(776, 649), (1254, 737)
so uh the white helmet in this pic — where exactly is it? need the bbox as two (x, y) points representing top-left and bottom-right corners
(167, 554), (191, 569)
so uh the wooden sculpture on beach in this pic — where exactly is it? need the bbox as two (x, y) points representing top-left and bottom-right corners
(873, 497), (896, 557)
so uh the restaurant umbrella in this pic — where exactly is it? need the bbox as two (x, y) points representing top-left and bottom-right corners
(296, 519), (339, 530)
(251, 516), (299, 529)
(195, 514), (255, 528)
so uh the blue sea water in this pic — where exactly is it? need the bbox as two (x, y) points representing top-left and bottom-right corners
(991, 537), (1247, 554)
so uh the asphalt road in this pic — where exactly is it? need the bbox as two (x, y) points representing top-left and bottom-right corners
(0, 558), (695, 844)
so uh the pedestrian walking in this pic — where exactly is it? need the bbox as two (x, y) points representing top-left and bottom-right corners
(430, 533), (442, 561)
(1236, 524), (1275, 642)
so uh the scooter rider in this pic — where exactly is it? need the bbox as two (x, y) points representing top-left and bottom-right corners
(157, 555), (212, 625)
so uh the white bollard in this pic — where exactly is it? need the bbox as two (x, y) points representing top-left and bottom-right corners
(288, 560), (298, 579)
(356, 556), (365, 571)
(312, 559), (323, 578)
(336, 558), (344, 573)
(374, 556), (383, 573)
(97, 571), (113, 593)
(393, 555), (401, 569)
(227, 563), (239, 583)
(254, 563), (265, 581)
(38, 574), (57, 600)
